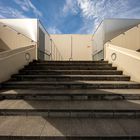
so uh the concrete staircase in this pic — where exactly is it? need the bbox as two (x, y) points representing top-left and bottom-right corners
(0, 60), (140, 139)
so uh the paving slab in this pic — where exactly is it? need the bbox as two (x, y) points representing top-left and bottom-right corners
(12, 116), (46, 137)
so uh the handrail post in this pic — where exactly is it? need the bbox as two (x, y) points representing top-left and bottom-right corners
(50, 39), (52, 60)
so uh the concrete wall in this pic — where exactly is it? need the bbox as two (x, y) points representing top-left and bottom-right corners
(105, 43), (140, 82)
(111, 24), (140, 51)
(51, 34), (92, 60)
(0, 39), (10, 51)
(0, 45), (37, 83)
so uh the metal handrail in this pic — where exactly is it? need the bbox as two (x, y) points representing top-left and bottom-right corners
(50, 39), (63, 60)
(38, 49), (51, 57)
(0, 22), (36, 43)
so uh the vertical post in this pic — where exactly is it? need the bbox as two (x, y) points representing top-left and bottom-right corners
(50, 39), (52, 60)
(69, 35), (73, 61)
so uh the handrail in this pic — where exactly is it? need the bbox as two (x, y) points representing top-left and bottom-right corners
(92, 20), (103, 39)
(92, 50), (103, 56)
(50, 39), (63, 60)
(38, 48), (51, 57)
(0, 22), (36, 43)
(92, 19), (140, 41)
(0, 45), (35, 59)
(38, 20), (50, 37)
(0, 21), (64, 61)
(109, 24), (140, 42)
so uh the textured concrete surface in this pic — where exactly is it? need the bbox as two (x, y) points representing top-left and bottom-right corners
(0, 100), (140, 110)
(0, 117), (139, 137)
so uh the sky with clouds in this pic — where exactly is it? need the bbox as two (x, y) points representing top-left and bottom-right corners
(0, 0), (140, 34)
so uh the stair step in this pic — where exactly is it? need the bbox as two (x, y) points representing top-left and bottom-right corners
(24, 65), (117, 70)
(0, 100), (139, 118)
(33, 60), (108, 63)
(0, 100), (140, 110)
(0, 116), (139, 138)
(1, 89), (140, 100)
(2, 81), (140, 89)
(19, 70), (123, 75)
(29, 63), (112, 66)
(12, 75), (130, 81)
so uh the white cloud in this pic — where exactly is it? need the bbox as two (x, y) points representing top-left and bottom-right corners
(62, 0), (79, 16)
(47, 26), (62, 34)
(63, 0), (140, 34)
(0, 6), (27, 18)
(14, 0), (42, 17)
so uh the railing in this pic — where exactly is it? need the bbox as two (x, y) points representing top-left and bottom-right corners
(50, 39), (63, 61)
(92, 50), (104, 61)
(37, 21), (63, 61)
(0, 21), (63, 61)
(0, 22), (36, 51)
(110, 24), (140, 51)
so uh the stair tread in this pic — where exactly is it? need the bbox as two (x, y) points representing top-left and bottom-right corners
(0, 116), (139, 137)
(14, 75), (128, 77)
(1, 89), (140, 94)
(19, 70), (123, 75)
(20, 70), (121, 72)
(34, 60), (108, 63)
(0, 100), (140, 110)
(4, 81), (139, 84)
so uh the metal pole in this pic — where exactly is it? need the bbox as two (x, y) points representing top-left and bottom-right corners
(50, 39), (52, 60)
(69, 35), (73, 61)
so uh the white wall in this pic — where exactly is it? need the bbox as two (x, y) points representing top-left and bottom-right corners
(0, 22), (36, 50)
(0, 45), (37, 83)
(51, 34), (92, 60)
(105, 43), (140, 82)
(0, 19), (38, 42)
(111, 24), (140, 51)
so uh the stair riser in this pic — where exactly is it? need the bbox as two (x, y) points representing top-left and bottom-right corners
(0, 136), (139, 140)
(11, 76), (130, 81)
(3, 84), (140, 89)
(0, 110), (139, 118)
(33, 60), (108, 63)
(19, 71), (123, 75)
(1, 94), (140, 100)
(29, 64), (112, 66)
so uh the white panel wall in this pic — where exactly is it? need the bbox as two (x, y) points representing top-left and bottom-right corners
(92, 22), (104, 54)
(51, 34), (92, 60)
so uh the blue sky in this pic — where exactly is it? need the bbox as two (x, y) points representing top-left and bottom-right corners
(0, 0), (140, 34)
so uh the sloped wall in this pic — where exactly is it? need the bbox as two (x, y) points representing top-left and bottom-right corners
(110, 24), (140, 51)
